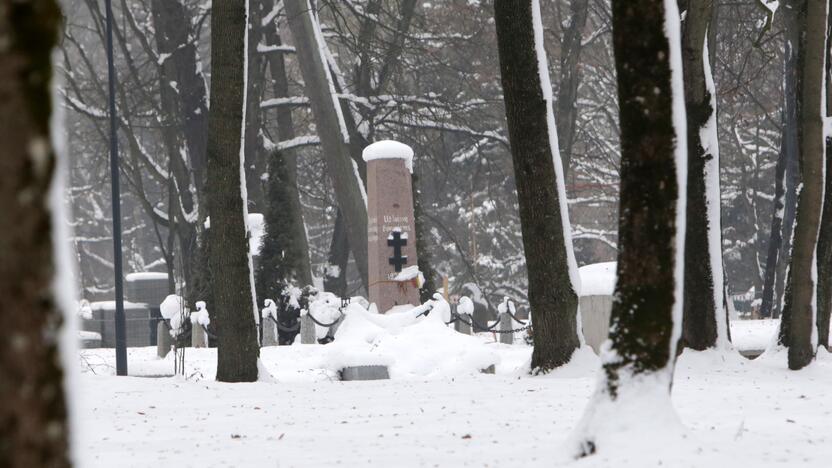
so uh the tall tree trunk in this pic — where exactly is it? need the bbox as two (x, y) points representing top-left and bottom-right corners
(0, 0), (71, 465)
(555, 0), (589, 175)
(494, 0), (581, 372)
(243, 0), (270, 212)
(778, 0), (826, 370)
(571, 0), (687, 456)
(150, 0), (207, 298)
(285, 0), (369, 288)
(263, 18), (313, 286)
(207, 0), (260, 382)
(816, 4), (832, 351)
(680, 0), (727, 350)
(149, 0), (209, 195)
(762, 4), (802, 319)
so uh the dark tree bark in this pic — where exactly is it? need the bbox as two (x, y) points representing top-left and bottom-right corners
(603, 0), (685, 389)
(494, 0), (580, 372)
(0, 0), (71, 465)
(149, 0), (209, 194)
(571, 0), (687, 456)
(816, 4), (832, 351)
(243, 0), (270, 212)
(285, 0), (369, 288)
(680, 0), (725, 350)
(761, 3), (801, 319)
(779, 0), (826, 370)
(149, 0), (203, 300)
(555, 0), (589, 175)
(207, 0), (260, 382)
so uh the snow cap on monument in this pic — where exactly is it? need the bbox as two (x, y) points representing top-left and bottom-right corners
(362, 140), (414, 173)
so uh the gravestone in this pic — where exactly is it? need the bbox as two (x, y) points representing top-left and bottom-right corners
(364, 140), (421, 313)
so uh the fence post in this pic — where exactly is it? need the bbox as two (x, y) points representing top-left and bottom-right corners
(262, 319), (279, 346)
(300, 313), (316, 344)
(191, 319), (207, 348)
(499, 311), (513, 344)
(455, 305), (472, 336)
(156, 320), (171, 358)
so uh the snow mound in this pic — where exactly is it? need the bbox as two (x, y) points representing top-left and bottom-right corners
(325, 299), (499, 378)
(578, 262), (616, 296)
(362, 140), (414, 173)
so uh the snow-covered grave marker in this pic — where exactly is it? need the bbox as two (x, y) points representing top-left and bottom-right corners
(364, 140), (421, 313)
(577, 262), (616, 353)
(454, 296), (473, 335)
(497, 297), (525, 345)
(190, 301), (210, 348)
(260, 299), (279, 346)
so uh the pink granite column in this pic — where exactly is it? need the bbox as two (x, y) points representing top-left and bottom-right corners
(364, 141), (421, 313)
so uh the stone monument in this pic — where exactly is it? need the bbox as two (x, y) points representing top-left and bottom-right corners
(364, 140), (421, 313)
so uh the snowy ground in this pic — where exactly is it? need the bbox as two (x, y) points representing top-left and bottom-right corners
(76, 323), (832, 467)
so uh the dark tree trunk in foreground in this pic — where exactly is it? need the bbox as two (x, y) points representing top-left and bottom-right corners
(285, 0), (369, 288)
(555, 0), (590, 175)
(762, 3), (801, 319)
(207, 0), (260, 382)
(572, 0), (686, 456)
(680, 0), (725, 351)
(0, 1), (71, 465)
(816, 5), (832, 351)
(494, 0), (580, 372)
(779, 0), (826, 370)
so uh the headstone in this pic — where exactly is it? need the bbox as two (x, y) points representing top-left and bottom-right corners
(364, 140), (420, 313)
(300, 314), (317, 344)
(156, 321), (171, 358)
(580, 295), (613, 353)
(498, 312), (513, 345)
(191, 322), (207, 348)
(455, 296), (474, 335)
(340, 365), (390, 381)
(262, 320), (279, 346)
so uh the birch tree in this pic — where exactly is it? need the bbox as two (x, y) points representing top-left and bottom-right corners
(0, 0), (71, 464)
(494, 0), (582, 371)
(570, 0), (687, 455)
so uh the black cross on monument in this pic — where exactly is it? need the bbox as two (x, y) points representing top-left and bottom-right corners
(388, 231), (408, 272)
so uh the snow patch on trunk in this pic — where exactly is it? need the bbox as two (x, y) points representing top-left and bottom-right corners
(701, 33), (729, 349)
(530, 0), (583, 343)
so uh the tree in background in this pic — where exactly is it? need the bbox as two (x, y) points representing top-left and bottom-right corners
(680, 0), (729, 350)
(256, 150), (313, 304)
(0, 0), (71, 465)
(569, 0), (687, 455)
(494, 0), (582, 372)
(778, 0), (827, 370)
(207, 0), (260, 382)
(816, 3), (832, 351)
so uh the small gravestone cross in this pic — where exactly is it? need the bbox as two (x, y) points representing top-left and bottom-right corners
(364, 140), (421, 313)
(388, 231), (408, 272)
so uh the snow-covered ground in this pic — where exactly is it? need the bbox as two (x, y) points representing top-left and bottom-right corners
(76, 321), (832, 468)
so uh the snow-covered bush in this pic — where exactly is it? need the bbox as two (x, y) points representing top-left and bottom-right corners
(160, 294), (189, 338)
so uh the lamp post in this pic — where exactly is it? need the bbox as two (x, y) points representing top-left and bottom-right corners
(104, 0), (128, 375)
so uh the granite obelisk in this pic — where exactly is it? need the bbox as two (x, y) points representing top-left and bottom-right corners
(364, 140), (421, 313)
